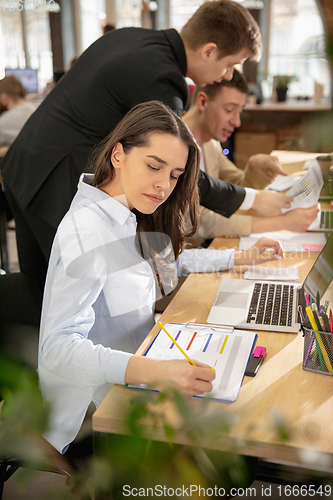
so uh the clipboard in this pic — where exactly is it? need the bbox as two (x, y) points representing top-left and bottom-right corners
(134, 322), (257, 403)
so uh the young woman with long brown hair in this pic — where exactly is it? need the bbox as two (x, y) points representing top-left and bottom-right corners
(38, 101), (283, 454)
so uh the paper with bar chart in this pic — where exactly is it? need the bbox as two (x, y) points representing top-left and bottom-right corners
(283, 159), (323, 212)
(143, 323), (257, 403)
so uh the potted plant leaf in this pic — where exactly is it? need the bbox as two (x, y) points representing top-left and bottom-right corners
(273, 74), (297, 102)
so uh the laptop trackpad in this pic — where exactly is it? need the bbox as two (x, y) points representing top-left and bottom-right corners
(216, 292), (249, 308)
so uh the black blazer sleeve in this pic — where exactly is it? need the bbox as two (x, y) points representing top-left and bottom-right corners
(198, 171), (246, 218)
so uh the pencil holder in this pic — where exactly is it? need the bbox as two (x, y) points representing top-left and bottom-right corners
(302, 325), (333, 376)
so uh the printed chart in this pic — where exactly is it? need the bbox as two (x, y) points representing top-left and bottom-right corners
(144, 323), (257, 403)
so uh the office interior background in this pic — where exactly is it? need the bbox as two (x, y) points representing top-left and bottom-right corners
(1, 0), (333, 162)
(0, 0), (332, 97)
(0, 0), (333, 160)
(0, 3), (333, 498)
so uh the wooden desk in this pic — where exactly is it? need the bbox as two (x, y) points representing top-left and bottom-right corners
(93, 242), (333, 472)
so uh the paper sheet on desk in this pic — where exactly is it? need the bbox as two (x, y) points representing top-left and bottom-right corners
(244, 265), (299, 281)
(283, 159), (323, 212)
(239, 232), (327, 253)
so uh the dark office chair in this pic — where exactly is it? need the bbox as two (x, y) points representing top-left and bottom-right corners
(0, 272), (42, 368)
(0, 272), (76, 498)
(0, 444), (74, 500)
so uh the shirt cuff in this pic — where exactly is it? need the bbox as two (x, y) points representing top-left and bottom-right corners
(227, 249), (235, 269)
(238, 188), (257, 211)
(106, 350), (133, 385)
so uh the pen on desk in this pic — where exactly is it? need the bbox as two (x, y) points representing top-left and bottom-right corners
(311, 304), (322, 331)
(304, 293), (310, 308)
(307, 303), (319, 330)
(157, 322), (216, 374)
(318, 313), (332, 357)
(298, 305), (305, 324)
(303, 332), (315, 367)
(320, 312), (330, 333)
(320, 311), (333, 355)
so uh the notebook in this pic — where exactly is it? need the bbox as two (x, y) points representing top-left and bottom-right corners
(208, 232), (333, 333)
(134, 323), (257, 403)
(244, 265), (299, 282)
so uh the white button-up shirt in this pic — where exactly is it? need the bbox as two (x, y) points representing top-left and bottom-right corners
(39, 174), (236, 453)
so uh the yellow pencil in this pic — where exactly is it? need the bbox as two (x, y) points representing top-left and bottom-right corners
(157, 322), (216, 373)
(158, 322), (196, 365)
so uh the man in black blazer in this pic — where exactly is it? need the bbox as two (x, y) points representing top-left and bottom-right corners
(1, 0), (290, 290)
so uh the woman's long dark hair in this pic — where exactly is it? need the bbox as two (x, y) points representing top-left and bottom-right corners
(88, 100), (200, 258)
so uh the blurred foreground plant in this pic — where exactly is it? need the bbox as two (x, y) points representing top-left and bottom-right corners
(0, 352), (296, 500)
(0, 351), (50, 465)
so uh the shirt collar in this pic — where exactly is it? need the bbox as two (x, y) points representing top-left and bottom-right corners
(162, 29), (187, 76)
(78, 173), (133, 226)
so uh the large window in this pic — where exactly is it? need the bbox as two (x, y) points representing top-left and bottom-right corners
(115, 0), (141, 27)
(0, 2), (53, 91)
(79, 0), (106, 52)
(169, 0), (201, 31)
(268, 0), (331, 98)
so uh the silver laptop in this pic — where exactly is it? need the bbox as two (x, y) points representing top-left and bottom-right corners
(308, 209), (333, 232)
(208, 232), (333, 333)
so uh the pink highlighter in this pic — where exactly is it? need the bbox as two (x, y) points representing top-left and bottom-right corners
(245, 346), (267, 377)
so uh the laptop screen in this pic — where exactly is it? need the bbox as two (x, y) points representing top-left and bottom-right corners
(303, 232), (333, 303)
(5, 68), (38, 93)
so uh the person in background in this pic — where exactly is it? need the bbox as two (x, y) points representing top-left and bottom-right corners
(38, 101), (284, 454)
(0, 76), (37, 147)
(183, 70), (319, 243)
(1, 0), (291, 292)
(102, 23), (115, 35)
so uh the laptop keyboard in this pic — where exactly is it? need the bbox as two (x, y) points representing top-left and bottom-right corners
(246, 283), (294, 327)
(320, 210), (333, 230)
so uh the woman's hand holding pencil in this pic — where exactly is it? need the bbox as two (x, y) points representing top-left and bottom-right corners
(153, 358), (216, 397)
(125, 356), (216, 397)
(124, 322), (216, 397)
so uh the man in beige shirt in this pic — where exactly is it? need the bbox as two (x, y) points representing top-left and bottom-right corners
(183, 70), (319, 243)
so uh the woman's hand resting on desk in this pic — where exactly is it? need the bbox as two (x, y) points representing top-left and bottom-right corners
(125, 356), (215, 397)
(233, 237), (284, 266)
